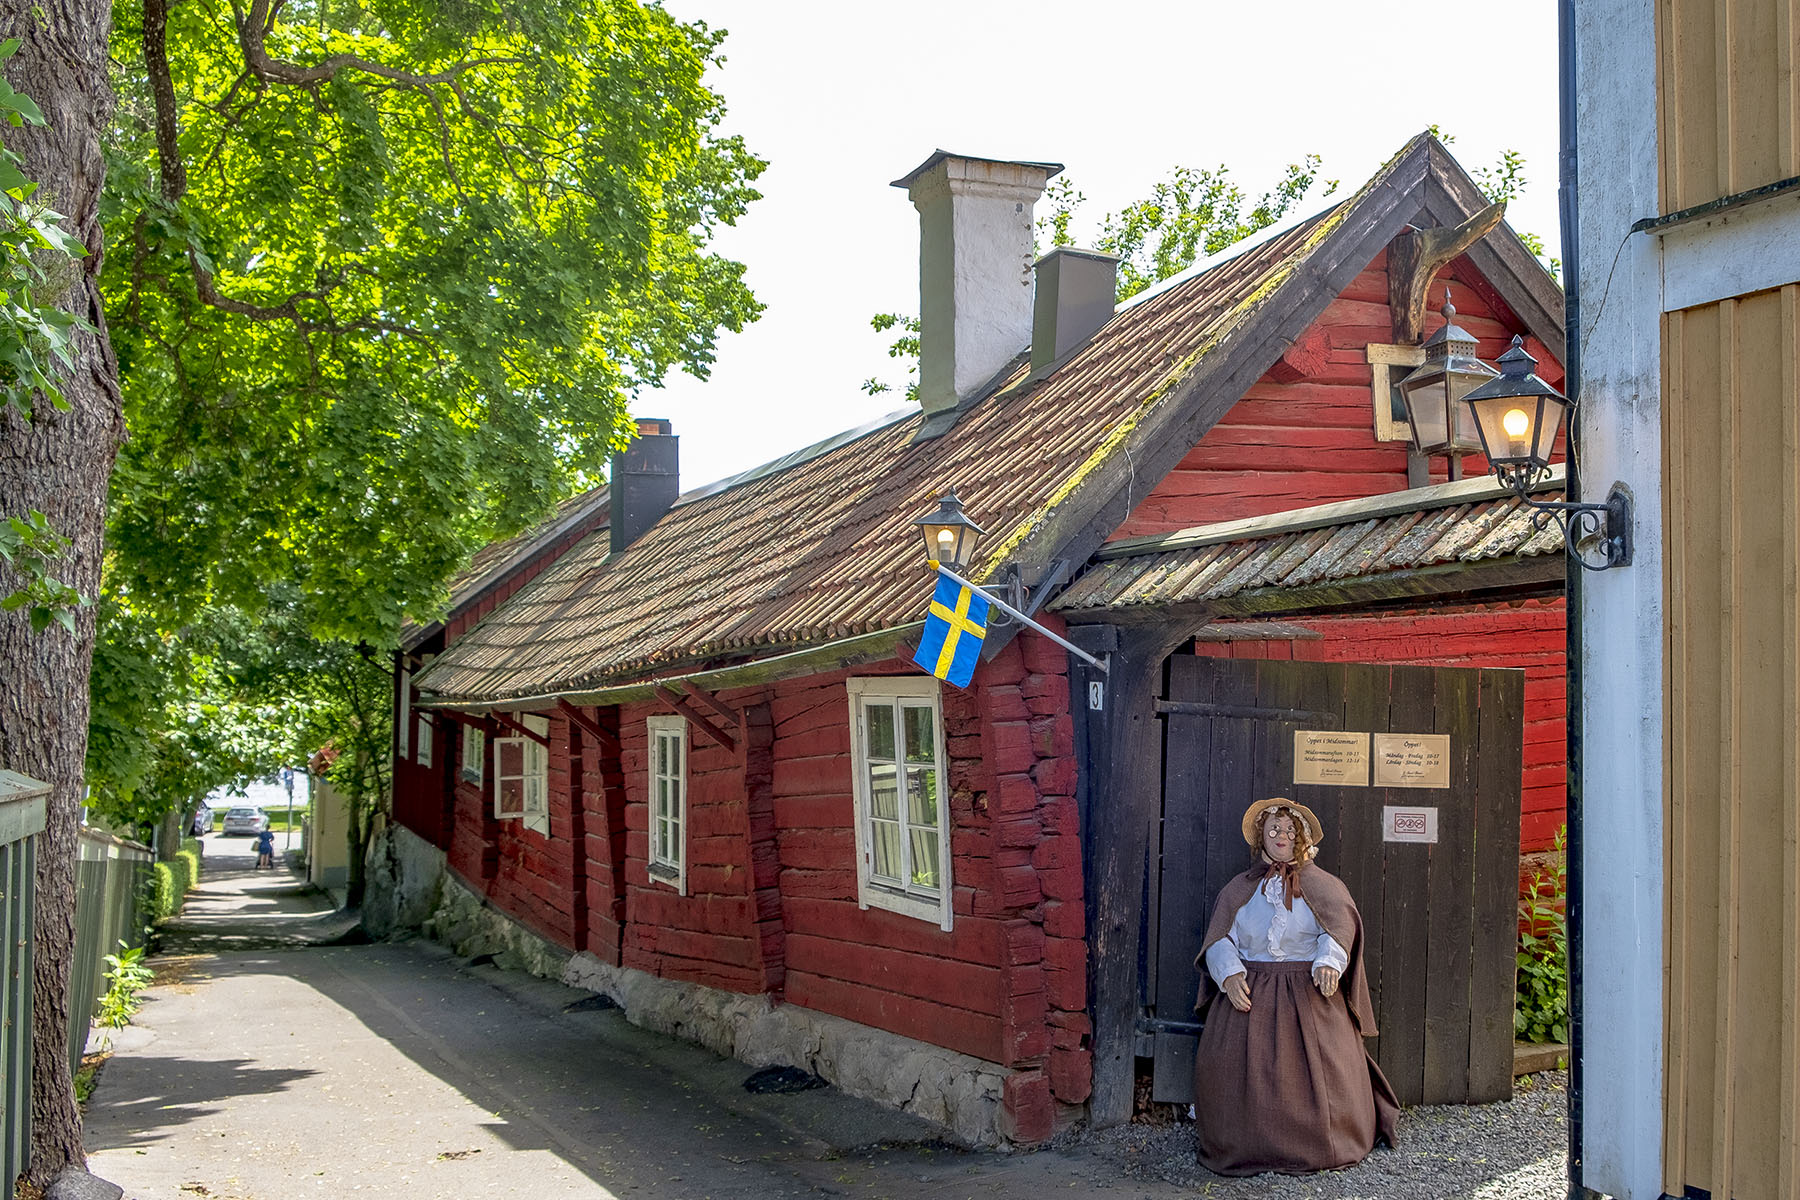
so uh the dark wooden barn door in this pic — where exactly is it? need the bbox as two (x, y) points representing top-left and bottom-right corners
(1145, 654), (1523, 1108)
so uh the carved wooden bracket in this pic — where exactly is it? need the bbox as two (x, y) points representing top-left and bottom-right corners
(1388, 201), (1507, 344)
(655, 685), (739, 752)
(490, 711), (550, 746)
(556, 699), (622, 759)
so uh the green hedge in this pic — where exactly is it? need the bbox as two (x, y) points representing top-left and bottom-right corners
(146, 840), (204, 922)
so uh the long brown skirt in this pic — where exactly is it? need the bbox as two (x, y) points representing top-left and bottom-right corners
(1192, 960), (1399, 1176)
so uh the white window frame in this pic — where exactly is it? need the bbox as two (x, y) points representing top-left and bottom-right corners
(397, 666), (412, 759)
(846, 677), (953, 930)
(645, 715), (687, 895)
(494, 714), (548, 834)
(1366, 342), (1427, 443)
(416, 713), (433, 768)
(460, 722), (484, 786)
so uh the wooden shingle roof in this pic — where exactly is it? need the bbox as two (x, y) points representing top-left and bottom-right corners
(1050, 469), (1567, 618)
(415, 134), (1562, 707)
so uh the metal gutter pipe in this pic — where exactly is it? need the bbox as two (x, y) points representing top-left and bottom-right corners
(1557, 0), (1587, 1196)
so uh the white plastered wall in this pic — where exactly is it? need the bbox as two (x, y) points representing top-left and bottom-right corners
(1573, 0), (1666, 1194)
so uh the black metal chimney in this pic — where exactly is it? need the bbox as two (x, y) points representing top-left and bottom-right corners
(609, 417), (678, 555)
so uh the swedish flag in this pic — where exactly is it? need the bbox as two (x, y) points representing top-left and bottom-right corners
(913, 572), (990, 689)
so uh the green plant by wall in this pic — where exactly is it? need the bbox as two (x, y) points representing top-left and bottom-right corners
(96, 942), (154, 1032)
(144, 842), (203, 923)
(1516, 826), (1568, 1044)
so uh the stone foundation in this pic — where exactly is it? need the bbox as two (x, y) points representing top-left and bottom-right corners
(561, 950), (1010, 1147)
(359, 819), (448, 939)
(383, 863), (1021, 1146)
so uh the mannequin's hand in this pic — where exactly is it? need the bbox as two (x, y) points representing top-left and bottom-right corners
(1221, 972), (1251, 1012)
(1312, 964), (1340, 998)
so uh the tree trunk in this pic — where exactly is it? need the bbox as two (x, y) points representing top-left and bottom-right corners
(345, 749), (368, 908)
(0, 0), (120, 1184)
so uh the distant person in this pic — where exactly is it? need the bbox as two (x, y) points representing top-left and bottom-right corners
(255, 827), (276, 870)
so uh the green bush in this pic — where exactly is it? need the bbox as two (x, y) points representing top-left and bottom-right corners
(144, 841), (204, 923)
(146, 862), (177, 921)
(176, 847), (201, 891)
(1515, 826), (1568, 1044)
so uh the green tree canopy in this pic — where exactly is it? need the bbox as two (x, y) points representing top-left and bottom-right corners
(103, 0), (764, 641)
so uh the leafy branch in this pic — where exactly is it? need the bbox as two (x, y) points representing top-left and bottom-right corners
(0, 38), (92, 633)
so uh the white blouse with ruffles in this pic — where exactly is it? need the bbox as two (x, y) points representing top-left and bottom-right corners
(1204, 872), (1349, 987)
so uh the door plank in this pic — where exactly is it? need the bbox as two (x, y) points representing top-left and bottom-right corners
(1376, 663), (1437, 1106)
(1337, 663), (1390, 1063)
(1422, 666), (1479, 1104)
(1469, 667), (1526, 1101)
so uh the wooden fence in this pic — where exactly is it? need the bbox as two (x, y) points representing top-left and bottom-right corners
(67, 828), (153, 1074)
(0, 772), (49, 1191)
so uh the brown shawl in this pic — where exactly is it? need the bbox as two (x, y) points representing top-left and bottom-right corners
(1192, 862), (1377, 1036)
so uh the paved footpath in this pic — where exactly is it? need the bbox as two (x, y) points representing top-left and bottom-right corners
(84, 838), (1172, 1200)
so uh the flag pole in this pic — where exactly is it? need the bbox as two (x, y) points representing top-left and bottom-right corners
(933, 564), (1108, 673)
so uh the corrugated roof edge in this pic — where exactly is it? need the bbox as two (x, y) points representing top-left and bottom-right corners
(1096, 464), (1568, 560)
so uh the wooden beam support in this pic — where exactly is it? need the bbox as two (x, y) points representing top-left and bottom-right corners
(490, 711), (550, 746)
(557, 699), (622, 759)
(656, 686), (738, 752)
(680, 682), (743, 729)
(1387, 201), (1507, 344)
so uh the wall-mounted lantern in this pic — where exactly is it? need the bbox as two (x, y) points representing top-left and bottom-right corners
(1395, 299), (1497, 470)
(1462, 335), (1633, 571)
(912, 489), (985, 572)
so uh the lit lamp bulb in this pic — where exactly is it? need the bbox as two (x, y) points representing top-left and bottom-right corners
(936, 528), (956, 558)
(1501, 407), (1531, 459)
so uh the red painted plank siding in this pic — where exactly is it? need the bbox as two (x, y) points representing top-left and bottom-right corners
(1113, 252), (1567, 540)
(1193, 598), (1567, 852)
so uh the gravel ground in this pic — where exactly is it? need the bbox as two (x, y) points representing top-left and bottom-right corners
(1061, 1071), (1569, 1200)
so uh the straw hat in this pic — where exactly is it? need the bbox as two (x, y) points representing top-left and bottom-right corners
(1240, 797), (1324, 848)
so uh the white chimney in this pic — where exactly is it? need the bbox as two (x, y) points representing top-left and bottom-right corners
(893, 152), (1062, 417)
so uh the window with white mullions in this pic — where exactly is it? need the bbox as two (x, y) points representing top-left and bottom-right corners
(848, 678), (951, 929)
(646, 715), (686, 894)
(494, 715), (548, 835)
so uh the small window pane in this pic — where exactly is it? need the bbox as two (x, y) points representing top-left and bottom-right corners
(866, 702), (896, 761)
(868, 763), (899, 820)
(906, 766), (938, 828)
(902, 705), (935, 764)
(871, 819), (902, 882)
(499, 777), (523, 812)
(498, 740), (524, 778)
(908, 828), (940, 891)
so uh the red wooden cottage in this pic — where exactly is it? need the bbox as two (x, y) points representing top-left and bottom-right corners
(385, 134), (1569, 1146)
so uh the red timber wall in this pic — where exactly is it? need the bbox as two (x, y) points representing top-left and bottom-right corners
(390, 707), (452, 847)
(1111, 250), (1566, 539)
(1191, 599), (1568, 855)
(762, 632), (1087, 1140)
(429, 630), (1088, 1143)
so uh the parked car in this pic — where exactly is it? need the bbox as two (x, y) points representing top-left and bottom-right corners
(221, 806), (270, 836)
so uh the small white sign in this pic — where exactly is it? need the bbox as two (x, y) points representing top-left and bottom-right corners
(1088, 681), (1105, 711)
(1382, 806), (1440, 843)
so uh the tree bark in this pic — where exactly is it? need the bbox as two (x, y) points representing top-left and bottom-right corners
(0, 0), (120, 1184)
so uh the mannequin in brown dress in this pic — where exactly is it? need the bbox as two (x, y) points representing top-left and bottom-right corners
(1191, 797), (1399, 1175)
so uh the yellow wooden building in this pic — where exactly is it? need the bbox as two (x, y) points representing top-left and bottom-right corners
(1575, 0), (1800, 1197)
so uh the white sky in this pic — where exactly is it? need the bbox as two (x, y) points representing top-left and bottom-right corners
(652, 0), (1562, 492)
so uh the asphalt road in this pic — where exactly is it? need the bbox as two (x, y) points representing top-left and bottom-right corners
(82, 837), (1174, 1200)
